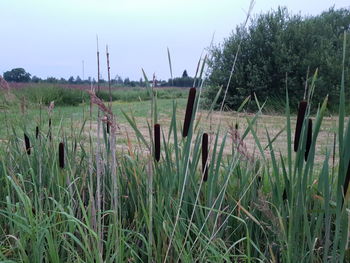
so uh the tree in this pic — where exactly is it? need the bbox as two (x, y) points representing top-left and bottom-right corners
(46, 77), (58, 83)
(31, 76), (41, 83)
(3, 68), (31, 82)
(68, 76), (75, 84)
(205, 7), (350, 111)
(182, 70), (189, 78)
(75, 76), (82, 84)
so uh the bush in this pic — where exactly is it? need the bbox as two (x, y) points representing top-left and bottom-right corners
(205, 7), (350, 112)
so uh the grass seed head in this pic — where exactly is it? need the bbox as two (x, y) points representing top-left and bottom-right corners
(182, 88), (196, 137)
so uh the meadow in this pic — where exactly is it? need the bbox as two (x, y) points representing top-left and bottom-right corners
(0, 65), (350, 262)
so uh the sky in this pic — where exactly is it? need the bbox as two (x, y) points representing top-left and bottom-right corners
(1, 0), (349, 81)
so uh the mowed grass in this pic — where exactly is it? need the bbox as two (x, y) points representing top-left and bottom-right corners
(0, 95), (340, 166)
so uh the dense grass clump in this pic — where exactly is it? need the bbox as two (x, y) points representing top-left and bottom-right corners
(11, 84), (88, 106)
(96, 87), (187, 102)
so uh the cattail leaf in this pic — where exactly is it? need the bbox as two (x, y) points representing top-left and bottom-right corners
(305, 119), (312, 161)
(182, 88), (196, 137)
(167, 47), (173, 86)
(24, 133), (31, 155)
(294, 100), (307, 152)
(154, 124), (160, 162)
(59, 142), (65, 168)
(202, 133), (208, 182)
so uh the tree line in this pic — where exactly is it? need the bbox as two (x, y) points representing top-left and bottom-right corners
(205, 7), (350, 111)
(2, 68), (194, 88)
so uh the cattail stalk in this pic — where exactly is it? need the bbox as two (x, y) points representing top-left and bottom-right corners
(294, 100), (307, 152)
(59, 142), (64, 168)
(182, 88), (196, 137)
(154, 124), (161, 162)
(202, 133), (208, 182)
(106, 45), (112, 110)
(24, 133), (31, 155)
(305, 119), (312, 161)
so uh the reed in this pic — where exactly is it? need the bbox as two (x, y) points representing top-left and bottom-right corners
(24, 133), (31, 155)
(202, 132), (208, 181)
(35, 126), (39, 139)
(305, 118), (312, 161)
(294, 100), (307, 152)
(182, 87), (196, 137)
(59, 142), (64, 168)
(154, 123), (160, 162)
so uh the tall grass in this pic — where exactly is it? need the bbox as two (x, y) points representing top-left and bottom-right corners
(0, 35), (349, 263)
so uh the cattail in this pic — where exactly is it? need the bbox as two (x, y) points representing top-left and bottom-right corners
(48, 118), (52, 141)
(35, 126), (39, 139)
(304, 119), (312, 161)
(202, 133), (208, 182)
(182, 88), (196, 137)
(282, 188), (287, 201)
(154, 124), (161, 162)
(106, 122), (110, 134)
(24, 133), (31, 155)
(294, 100), (307, 152)
(343, 161), (350, 206)
(59, 142), (65, 168)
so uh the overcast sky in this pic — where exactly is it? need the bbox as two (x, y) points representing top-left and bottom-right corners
(1, 0), (349, 81)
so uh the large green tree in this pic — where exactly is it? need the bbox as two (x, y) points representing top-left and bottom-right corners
(3, 68), (31, 82)
(205, 7), (350, 111)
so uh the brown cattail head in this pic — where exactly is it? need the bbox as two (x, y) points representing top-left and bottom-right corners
(35, 126), (39, 139)
(59, 142), (65, 168)
(24, 133), (31, 155)
(305, 119), (312, 161)
(343, 161), (350, 206)
(106, 122), (110, 134)
(202, 133), (209, 182)
(294, 100), (308, 152)
(182, 88), (196, 137)
(48, 119), (52, 141)
(154, 124), (161, 162)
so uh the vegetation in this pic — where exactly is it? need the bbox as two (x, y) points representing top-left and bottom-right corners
(0, 32), (350, 260)
(6, 84), (187, 107)
(205, 7), (350, 112)
(1, 6), (350, 262)
(3, 68), (195, 88)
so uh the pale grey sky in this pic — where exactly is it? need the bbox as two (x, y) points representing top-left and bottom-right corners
(1, 0), (349, 81)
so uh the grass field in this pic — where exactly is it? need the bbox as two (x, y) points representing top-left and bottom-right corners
(0, 80), (350, 262)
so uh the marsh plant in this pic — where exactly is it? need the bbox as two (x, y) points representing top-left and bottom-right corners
(0, 35), (350, 263)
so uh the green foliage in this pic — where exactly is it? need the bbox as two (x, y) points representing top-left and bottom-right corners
(3, 68), (31, 82)
(96, 87), (187, 102)
(206, 7), (350, 112)
(12, 85), (88, 106)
